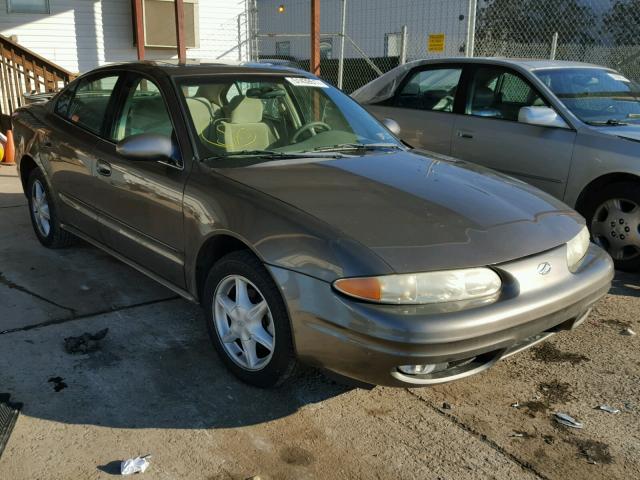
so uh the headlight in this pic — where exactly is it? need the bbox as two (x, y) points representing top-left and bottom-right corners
(333, 268), (502, 304)
(566, 226), (590, 270)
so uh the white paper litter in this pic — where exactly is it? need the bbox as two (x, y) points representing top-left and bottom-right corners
(121, 456), (150, 475)
(621, 328), (636, 336)
(554, 412), (583, 429)
(285, 77), (329, 88)
(595, 404), (620, 414)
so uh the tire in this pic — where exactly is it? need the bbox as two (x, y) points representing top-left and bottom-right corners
(579, 181), (640, 272)
(26, 168), (74, 248)
(202, 250), (297, 387)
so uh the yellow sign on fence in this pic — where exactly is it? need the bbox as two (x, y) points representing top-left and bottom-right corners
(427, 33), (446, 53)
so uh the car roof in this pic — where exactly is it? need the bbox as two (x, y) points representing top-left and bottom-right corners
(85, 59), (308, 78)
(402, 57), (612, 72)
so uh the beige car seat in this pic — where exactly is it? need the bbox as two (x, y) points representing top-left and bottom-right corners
(222, 96), (275, 152)
(185, 97), (216, 139)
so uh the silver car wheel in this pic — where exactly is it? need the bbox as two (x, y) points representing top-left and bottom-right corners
(213, 274), (275, 371)
(591, 198), (640, 261)
(31, 179), (51, 237)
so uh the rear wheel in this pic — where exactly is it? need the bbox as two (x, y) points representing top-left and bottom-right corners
(26, 168), (74, 248)
(202, 250), (297, 387)
(581, 181), (640, 271)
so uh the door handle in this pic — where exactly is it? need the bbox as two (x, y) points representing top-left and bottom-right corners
(97, 161), (111, 177)
(457, 130), (474, 139)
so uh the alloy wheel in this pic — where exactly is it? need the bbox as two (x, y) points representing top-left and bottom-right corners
(212, 274), (275, 371)
(31, 179), (51, 237)
(591, 197), (640, 261)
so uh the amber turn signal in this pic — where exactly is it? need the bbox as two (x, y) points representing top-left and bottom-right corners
(334, 277), (382, 301)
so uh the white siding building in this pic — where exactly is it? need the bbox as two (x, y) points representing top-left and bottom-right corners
(0, 0), (250, 74)
(256, 0), (470, 61)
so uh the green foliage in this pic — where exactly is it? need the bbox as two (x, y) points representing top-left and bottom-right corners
(476, 0), (597, 44)
(603, 0), (640, 45)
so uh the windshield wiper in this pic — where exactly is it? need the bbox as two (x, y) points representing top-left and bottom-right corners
(205, 149), (344, 161)
(309, 143), (403, 153)
(584, 119), (629, 126)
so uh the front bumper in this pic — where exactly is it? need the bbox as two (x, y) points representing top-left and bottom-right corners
(268, 243), (613, 387)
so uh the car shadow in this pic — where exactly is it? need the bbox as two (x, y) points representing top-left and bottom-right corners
(609, 271), (640, 297)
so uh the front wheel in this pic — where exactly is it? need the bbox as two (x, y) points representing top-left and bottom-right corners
(202, 250), (297, 387)
(581, 181), (640, 271)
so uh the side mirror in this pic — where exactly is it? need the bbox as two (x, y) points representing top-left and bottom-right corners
(382, 118), (401, 136)
(518, 106), (569, 129)
(116, 133), (175, 161)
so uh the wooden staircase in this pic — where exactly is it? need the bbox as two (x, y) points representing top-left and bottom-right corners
(0, 34), (76, 127)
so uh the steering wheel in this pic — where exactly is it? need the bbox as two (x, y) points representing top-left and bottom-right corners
(292, 121), (331, 143)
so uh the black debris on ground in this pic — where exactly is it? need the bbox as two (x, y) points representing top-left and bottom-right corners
(47, 377), (68, 392)
(64, 328), (109, 354)
(0, 393), (22, 460)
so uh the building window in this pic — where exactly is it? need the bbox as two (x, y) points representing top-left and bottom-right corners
(320, 37), (333, 59)
(385, 32), (402, 57)
(276, 41), (291, 57)
(7, 0), (50, 14)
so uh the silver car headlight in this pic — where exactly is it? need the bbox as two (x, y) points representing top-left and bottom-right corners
(566, 226), (590, 270)
(333, 268), (502, 304)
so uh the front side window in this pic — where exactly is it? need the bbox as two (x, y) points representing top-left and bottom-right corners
(535, 67), (640, 125)
(467, 67), (546, 121)
(8, 0), (49, 14)
(113, 77), (173, 142)
(178, 76), (400, 158)
(64, 74), (121, 135)
(395, 67), (461, 112)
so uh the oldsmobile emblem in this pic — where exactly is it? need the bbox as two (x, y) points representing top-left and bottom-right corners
(537, 262), (552, 275)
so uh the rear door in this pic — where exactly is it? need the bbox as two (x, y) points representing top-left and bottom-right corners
(46, 72), (124, 241)
(91, 73), (190, 288)
(365, 64), (463, 155)
(450, 65), (576, 198)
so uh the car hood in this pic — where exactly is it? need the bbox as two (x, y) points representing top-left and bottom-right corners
(594, 124), (640, 142)
(215, 151), (584, 273)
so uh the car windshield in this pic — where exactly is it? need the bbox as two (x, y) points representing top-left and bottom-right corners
(177, 75), (401, 159)
(534, 67), (640, 125)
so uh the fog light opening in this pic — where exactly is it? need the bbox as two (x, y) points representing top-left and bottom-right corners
(397, 364), (437, 375)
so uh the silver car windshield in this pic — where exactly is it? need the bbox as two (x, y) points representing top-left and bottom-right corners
(535, 67), (640, 124)
(177, 76), (401, 158)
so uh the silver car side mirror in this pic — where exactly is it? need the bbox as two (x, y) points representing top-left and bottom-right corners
(518, 106), (569, 129)
(116, 133), (175, 161)
(382, 118), (401, 136)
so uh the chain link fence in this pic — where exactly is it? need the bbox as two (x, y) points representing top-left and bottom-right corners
(250, 0), (640, 93)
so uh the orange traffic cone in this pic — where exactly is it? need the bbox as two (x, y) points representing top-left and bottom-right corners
(1, 129), (16, 166)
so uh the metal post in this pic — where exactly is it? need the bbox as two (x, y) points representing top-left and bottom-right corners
(337, 0), (347, 89)
(237, 13), (243, 61)
(311, 0), (320, 75)
(174, 0), (186, 63)
(550, 32), (559, 60)
(465, 0), (477, 57)
(400, 25), (408, 65)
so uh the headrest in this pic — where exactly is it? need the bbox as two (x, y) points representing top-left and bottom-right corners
(228, 96), (264, 123)
(195, 83), (227, 107)
(473, 86), (495, 108)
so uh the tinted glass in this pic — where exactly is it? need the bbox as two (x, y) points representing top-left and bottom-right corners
(178, 76), (400, 158)
(467, 67), (546, 121)
(113, 77), (173, 142)
(66, 74), (120, 135)
(54, 84), (75, 118)
(396, 68), (461, 111)
(535, 68), (640, 124)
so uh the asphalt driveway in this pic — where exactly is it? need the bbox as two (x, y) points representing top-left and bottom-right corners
(0, 165), (638, 480)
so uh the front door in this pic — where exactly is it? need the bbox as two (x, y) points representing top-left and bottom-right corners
(367, 65), (463, 155)
(92, 74), (190, 288)
(450, 65), (576, 198)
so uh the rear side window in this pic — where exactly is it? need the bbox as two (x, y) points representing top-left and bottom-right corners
(64, 74), (121, 135)
(54, 84), (75, 118)
(395, 68), (462, 112)
(466, 67), (547, 121)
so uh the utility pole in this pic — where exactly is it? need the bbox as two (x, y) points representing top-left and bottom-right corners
(133, 0), (145, 60)
(337, 0), (347, 89)
(310, 0), (320, 75)
(175, 0), (186, 63)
